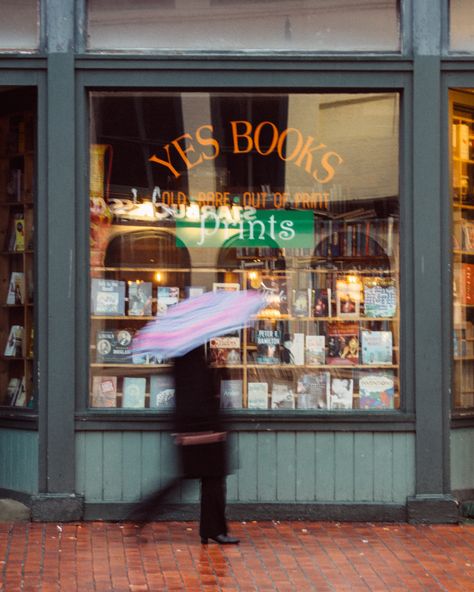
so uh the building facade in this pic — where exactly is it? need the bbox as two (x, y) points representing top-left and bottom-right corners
(0, 0), (472, 523)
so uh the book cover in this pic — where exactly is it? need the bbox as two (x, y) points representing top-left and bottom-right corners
(209, 333), (241, 365)
(314, 288), (332, 318)
(122, 377), (146, 408)
(90, 376), (117, 408)
(296, 373), (329, 409)
(91, 279), (126, 316)
(261, 278), (288, 316)
(363, 279), (397, 318)
(128, 281), (152, 316)
(4, 325), (24, 357)
(281, 332), (304, 365)
(460, 264), (474, 305)
(291, 289), (311, 317)
(336, 278), (362, 318)
(359, 372), (395, 409)
(271, 381), (295, 409)
(6, 213), (24, 251)
(96, 329), (134, 363)
(361, 330), (393, 365)
(185, 286), (205, 298)
(5, 378), (21, 406)
(220, 379), (243, 409)
(327, 322), (359, 365)
(305, 335), (326, 365)
(6, 272), (25, 305)
(14, 377), (26, 407)
(212, 282), (240, 292)
(149, 375), (175, 409)
(247, 382), (268, 410)
(256, 328), (281, 364)
(156, 286), (180, 315)
(329, 378), (354, 410)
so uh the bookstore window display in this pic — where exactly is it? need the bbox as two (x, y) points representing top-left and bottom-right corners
(89, 91), (400, 412)
(0, 88), (36, 409)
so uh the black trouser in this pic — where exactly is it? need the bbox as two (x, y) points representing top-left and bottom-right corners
(200, 475), (227, 539)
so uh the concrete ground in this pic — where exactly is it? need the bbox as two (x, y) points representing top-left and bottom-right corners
(1, 520), (474, 591)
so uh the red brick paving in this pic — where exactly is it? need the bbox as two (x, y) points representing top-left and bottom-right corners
(0, 521), (473, 591)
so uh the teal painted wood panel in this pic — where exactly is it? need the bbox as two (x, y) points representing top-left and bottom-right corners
(76, 431), (416, 504)
(278, 432), (297, 501)
(451, 428), (474, 491)
(0, 429), (38, 494)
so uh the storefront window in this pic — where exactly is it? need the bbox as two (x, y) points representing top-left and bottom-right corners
(87, 0), (400, 52)
(0, 88), (36, 409)
(450, 0), (474, 52)
(0, 1), (39, 51)
(451, 89), (474, 411)
(89, 91), (400, 412)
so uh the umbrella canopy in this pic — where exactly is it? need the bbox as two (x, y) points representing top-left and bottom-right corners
(133, 289), (266, 359)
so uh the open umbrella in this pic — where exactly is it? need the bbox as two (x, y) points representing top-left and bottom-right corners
(133, 289), (266, 360)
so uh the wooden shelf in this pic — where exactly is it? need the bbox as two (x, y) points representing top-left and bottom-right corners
(91, 363), (173, 369)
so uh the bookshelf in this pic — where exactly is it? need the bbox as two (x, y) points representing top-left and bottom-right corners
(0, 106), (35, 409)
(89, 217), (400, 411)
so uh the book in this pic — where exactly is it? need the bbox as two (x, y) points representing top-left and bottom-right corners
(329, 378), (354, 410)
(361, 330), (393, 365)
(5, 378), (21, 406)
(90, 376), (117, 408)
(336, 277), (362, 318)
(314, 288), (332, 318)
(247, 382), (268, 410)
(4, 325), (24, 357)
(359, 372), (395, 409)
(296, 373), (329, 409)
(292, 289), (312, 317)
(220, 379), (242, 409)
(261, 278), (288, 316)
(149, 375), (175, 409)
(281, 332), (304, 365)
(156, 286), (179, 315)
(91, 279), (126, 316)
(96, 329), (134, 363)
(6, 213), (25, 252)
(305, 335), (326, 365)
(185, 286), (205, 298)
(14, 377), (26, 407)
(212, 282), (240, 292)
(122, 377), (146, 408)
(363, 279), (397, 318)
(460, 264), (474, 305)
(327, 322), (359, 365)
(209, 333), (241, 365)
(271, 381), (295, 409)
(128, 281), (152, 316)
(6, 272), (25, 305)
(256, 328), (281, 364)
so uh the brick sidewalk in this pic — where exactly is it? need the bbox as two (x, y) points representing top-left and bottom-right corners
(1, 521), (474, 591)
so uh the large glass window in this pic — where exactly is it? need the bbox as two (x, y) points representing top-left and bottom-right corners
(0, 88), (37, 409)
(450, 0), (474, 52)
(0, 1), (39, 51)
(87, 0), (400, 52)
(89, 91), (400, 412)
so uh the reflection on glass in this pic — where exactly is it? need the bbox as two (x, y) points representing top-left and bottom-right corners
(0, 1), (38, 51)
(87, 0), (399, 52)
(450, 0), (474, 52)
(89, 91), (400, 412)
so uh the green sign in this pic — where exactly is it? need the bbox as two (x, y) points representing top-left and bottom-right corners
(175, 208), (314, 249)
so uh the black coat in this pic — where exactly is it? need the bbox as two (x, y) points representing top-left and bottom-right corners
(173, 346), (228, 479)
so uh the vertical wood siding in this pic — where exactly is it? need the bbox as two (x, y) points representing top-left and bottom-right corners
(76, 431), (415, 504)
(0, 429), (38, 494)
(451, 428), (474, 491)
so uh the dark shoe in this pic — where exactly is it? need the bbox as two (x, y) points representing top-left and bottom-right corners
(201, 534), (240, 544)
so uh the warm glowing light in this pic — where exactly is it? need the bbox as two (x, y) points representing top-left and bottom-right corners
(155, 272), (163, 283)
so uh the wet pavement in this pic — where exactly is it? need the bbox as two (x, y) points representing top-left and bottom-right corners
(1, 520), (474, 591)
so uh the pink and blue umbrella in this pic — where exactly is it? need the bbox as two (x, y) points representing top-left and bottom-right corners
(133, 289), (266, 359)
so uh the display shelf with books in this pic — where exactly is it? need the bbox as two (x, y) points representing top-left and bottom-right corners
(452, 99), (474, 411)
(0, 102), (36, 410)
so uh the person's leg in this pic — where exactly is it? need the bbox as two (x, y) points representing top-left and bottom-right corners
(200, 475), (227, 539)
